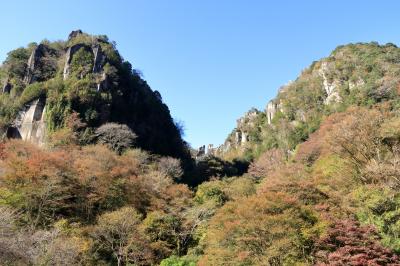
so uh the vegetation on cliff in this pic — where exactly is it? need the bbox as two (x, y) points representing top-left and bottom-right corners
(0, 30), (188, 159)
(1, 34), (400, 265)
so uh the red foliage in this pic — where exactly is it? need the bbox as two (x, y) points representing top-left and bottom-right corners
(315, 219), (399, 266)
(295, 112), (346, 165)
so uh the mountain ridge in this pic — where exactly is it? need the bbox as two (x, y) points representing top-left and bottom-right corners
(0, 30), (189, 159)
(217, 41), (400, 160)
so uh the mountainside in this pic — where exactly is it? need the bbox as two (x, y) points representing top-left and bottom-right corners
(2, 37), (400, 265)
(221, 42), (400, 160)
(0, 30), (188, 158)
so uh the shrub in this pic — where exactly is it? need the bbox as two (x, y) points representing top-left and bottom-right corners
(248, 148), (285, 179)
(95, 123), (137, 154)
(314, 219), (399, 265)
(91, 207), (154, 266)
(160, 255), (197, 266)
(353, 187), (400, 252)
(199, 192), (322, 265)
(157, 157), (184, 181)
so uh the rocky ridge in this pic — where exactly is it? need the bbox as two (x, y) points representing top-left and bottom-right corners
(0, 30), (188, 159)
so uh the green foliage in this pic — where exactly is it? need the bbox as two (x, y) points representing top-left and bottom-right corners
(3, 33), (400, 265)
(18, 82), (46, 106)
(200, 192), (323, 265)
(70, 47), (94, 78)
(353, 187), (400, 252)
(0, 30), (188, 160)
(160, 255), (197, 266)
(3, 47), (30, 80)
(142, 211), (182, 256)
(194, 180), (227, 206)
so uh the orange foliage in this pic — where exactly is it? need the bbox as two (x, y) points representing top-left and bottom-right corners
(295, 111), (346, 165)
(0, 140), (192, 225)
(248, 148), (285, 179)
(199, 191), (320, 265)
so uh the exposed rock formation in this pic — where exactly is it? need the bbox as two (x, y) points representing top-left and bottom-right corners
(63, 43), (90, 80)
(24, 44), (44, 84)
(23, 44), (57, 84)
(349, 78), (365, 90)
(233, 130), (249, 146)
(2, 30), (189, 159)
(2, 81), (11, 94)
(217, 109), (261, 154)
(63, 42), (107, 90)
(97, 72), (109, 92)
(196, 145), (206, 158)
(266, 99), (284, 124)
(92, 45), (105, 73)
(7, 97), (46, 146)
(207, 144), (215, 155)
(318, 62), (341, 104)
(266, 101), (277, 124)
(68, 29), (83, 40)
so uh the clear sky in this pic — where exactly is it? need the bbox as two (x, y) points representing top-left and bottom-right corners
(1, 1), (400, 148)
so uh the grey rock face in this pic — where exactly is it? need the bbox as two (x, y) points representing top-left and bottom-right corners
(68, 30), (83, 40)
(23, 44), (57, 84)
(266, 100), (280, 124)
(97, 72), (109, 92)
(8, 97), (46, 146)
(92, 45), (105, 73)
(318, 61), (341, 104)
(196, 145), (206, 158)
(24, 44), (45, 84)
(63, 43), (107, 91)
(207, 144), (215, 155)
(2, 81), (11, 94)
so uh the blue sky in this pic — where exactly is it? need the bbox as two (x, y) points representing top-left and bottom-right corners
(1, 1), (400, 148)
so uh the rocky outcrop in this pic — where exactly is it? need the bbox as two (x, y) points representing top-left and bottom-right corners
(318, 62), (341, 104)
(63, 42), (108, 90)
(92, 45), (105, 73)
(7, 97), (46, 146)
(196, 145), (206, 158)
(68, 29), (83, 40)
(2, 81), (11, 94)
(97, 72), (109, 92)
(266, 101), (277, 124)
(23, 44), (57, 84)
(24, 44), (44, 84)
(266, 99), (284, 124)
(349, 78), (365, 90)
(63, 43), (90, 80)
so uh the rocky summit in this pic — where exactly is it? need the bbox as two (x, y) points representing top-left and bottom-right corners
(0, 30), (188, 158)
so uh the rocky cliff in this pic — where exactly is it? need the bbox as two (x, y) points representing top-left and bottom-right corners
(0, 30), (189, 159)
(219, 42), (400, 159)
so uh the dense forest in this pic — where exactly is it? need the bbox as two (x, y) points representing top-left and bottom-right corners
(1, 32), (400, 265)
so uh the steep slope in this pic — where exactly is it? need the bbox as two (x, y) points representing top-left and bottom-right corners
(221, 42), (400, 160)
(0, 30), (188, 158)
